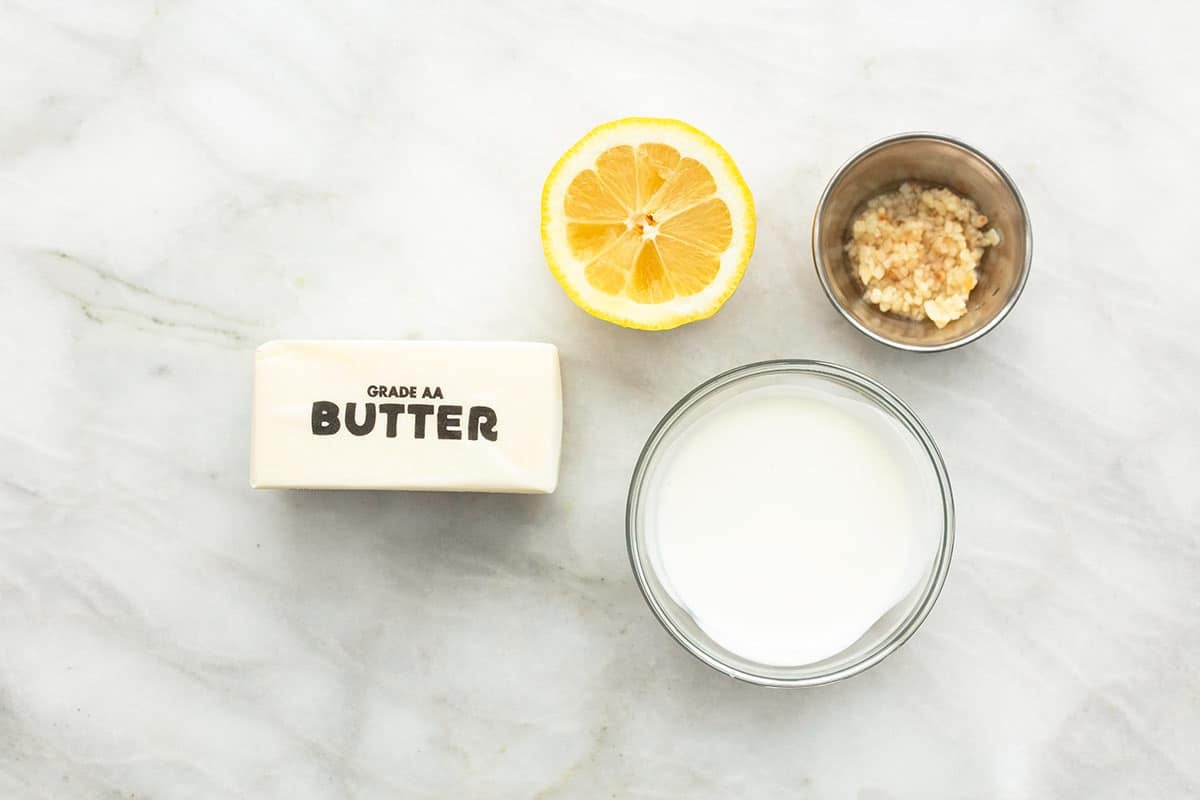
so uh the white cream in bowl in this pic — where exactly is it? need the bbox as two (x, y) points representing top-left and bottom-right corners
(643, 382), (943, 667)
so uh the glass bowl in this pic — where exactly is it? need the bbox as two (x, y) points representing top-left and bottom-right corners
(626, 360), (954, 686)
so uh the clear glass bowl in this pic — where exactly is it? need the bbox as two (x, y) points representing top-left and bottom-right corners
(626, 360), (954, 686)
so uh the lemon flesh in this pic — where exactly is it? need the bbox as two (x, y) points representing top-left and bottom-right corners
(541, 118), (755, 330)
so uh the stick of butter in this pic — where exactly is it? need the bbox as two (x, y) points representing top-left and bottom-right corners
(251, 340), (562, 493)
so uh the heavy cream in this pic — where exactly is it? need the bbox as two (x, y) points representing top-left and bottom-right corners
(644, 382), (942, 667)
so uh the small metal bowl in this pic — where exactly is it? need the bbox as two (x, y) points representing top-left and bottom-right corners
(812, 133), (1032, 352)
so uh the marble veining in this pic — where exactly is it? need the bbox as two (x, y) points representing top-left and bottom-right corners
(1, 1), (1198, 797)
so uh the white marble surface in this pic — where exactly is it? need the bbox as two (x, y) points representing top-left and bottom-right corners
(2, 1), (1198, 797)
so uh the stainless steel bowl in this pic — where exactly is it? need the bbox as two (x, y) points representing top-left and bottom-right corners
(812, 133), (1032, 352)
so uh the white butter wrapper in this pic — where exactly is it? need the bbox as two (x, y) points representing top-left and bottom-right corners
(251, 340), (562, 493)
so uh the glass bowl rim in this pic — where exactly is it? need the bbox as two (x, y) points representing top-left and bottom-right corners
(625, 359), (956, 687)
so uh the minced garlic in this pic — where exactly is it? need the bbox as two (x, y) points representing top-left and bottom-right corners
(845, 182), (1000, 328)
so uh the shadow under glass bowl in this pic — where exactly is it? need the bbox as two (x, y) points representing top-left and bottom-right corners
(812, 133), (1032, 352)
(626, 360), (955, 687)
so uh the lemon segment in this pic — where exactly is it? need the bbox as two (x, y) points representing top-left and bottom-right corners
(541, 118), (756, 330)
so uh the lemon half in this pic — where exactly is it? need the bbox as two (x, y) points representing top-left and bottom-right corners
(541, 118), (755, 330)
